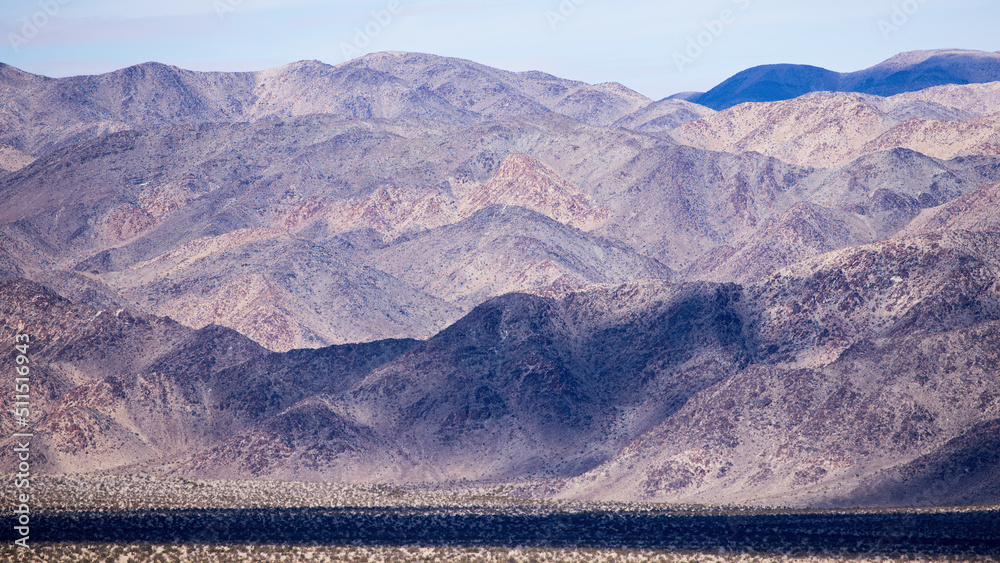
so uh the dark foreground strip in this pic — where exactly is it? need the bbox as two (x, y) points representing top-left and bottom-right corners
(4, 507), (998, 555)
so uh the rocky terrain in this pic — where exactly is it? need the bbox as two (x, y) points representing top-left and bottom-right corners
(1, 48), (999, 509)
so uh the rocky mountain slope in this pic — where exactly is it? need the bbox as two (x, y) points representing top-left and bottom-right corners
(671, 92), (1000, 168)
(10, 99), (994, 349)
(0, 52), (649, 161)
(7, 229), (998, 506)
(177, 230), (1000, 507)
(887, 80), (1000, 119)
(2, 50), (1000, 508)
(0, 279), (267, 472)
(561, 231), (1000, 506)
(901, 181), (1000, 235)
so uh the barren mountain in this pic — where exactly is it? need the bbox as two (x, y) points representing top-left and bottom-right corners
(0, 112), (677, 347)
(588, 140), (1000, 278)
(694, 63), (841, 110)
(367, 205), (670, 308)
(560, 231), (1000, 505)
(5, 63), (999, 347)
(611, 99), (715, 136)
(0, 279), (267, 472)
(102, 230), (459, 352)
(900, 181), (1000, 235)
(353, 52), (650, 126)
(681, 144), (1000, 283)
(673, 92), (1000, 168)
(858, 92), (980, 122)
(692, 49), (1000, 110)
(685, 201), (875, 283)
(887, 80), (1000, 119)
(0, 277), (430, 473)
(563, 319), (1000, 507)
(454, 153), (608, 229)
(180, 280), (750, 481)
(0, 61), (254, 158)
(6, 227), (1000, 506)
(844, 49), (1000, 95)
(590, 145), (814, 270)
(0, 112), (658, 266)
(861, 113), (1000, 161)
(847, 418), (1000, 507)
(23, 228), (993, 508)
(0, 52), (651, 161)
(672, 93), (900, 168)
(2, 51), (1000, 509)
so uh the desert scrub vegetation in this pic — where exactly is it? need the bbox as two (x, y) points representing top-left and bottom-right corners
(3, 544), (998, 563)
(0, 474), (588, 512)
(0, 473), (750, 513)
(1, 475), (996, 559)
(8, 474), (996, 518)
(1, 473), (432, 511)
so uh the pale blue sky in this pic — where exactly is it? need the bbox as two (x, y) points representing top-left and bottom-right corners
(2, 0), (997, 99)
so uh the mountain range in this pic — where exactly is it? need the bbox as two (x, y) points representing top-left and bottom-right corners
(686, 48), (1000, 110)
(1, 48), (999, 507)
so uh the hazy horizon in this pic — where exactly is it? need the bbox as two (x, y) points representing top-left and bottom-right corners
(2, 0), (997, 99)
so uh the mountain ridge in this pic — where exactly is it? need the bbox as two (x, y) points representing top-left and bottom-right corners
(692, 48), (1000, 110)
(0, 52), (653, 162)
(2, 48), (1000, 509)
(6, 228), (998, 506)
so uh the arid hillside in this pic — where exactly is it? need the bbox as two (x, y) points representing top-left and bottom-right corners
(1, 49), (999, 507)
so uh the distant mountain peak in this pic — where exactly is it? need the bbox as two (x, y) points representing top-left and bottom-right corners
(0, 61), (49, 84)
(112, 61), (184, 76)
(266, 59), (336, 75)
(692, 48), (1000, 110)
(876, 47), (996, 67)
(594, 81), (649, 102)
(285, 58), (329, 67)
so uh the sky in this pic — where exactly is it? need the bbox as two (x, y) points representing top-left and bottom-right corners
(1, 0), (998, 99)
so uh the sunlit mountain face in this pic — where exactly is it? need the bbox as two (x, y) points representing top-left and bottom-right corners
(1, 49), (999, 510)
